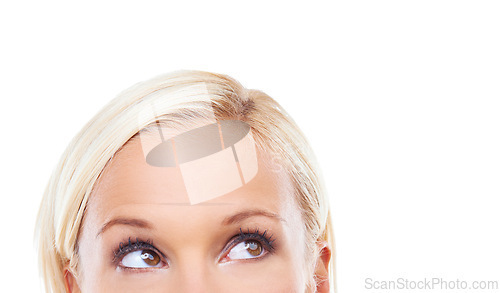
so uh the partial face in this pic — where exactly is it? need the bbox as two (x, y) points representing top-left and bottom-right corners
(73, 131), (311, 292)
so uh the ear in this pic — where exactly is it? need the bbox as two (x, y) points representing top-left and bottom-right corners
(314, 241), (332, 293)
(64, 268), (81, 293)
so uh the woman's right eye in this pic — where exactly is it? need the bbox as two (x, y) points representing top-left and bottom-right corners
(120, 249), (165, 269)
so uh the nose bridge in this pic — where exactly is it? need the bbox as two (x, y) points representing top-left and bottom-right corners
(170, 249), (217, 293)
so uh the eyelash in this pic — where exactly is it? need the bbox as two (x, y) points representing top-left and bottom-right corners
(225, 228), (276, 254)
(112, 228), (276, 269)
(112, 237), (162, 266)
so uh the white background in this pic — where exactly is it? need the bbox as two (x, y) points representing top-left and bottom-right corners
(1, 1), (499, 292)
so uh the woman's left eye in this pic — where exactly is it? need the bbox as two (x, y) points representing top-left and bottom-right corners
(120, 249), (164, 269)
(220, 229), (275, 262)
(227, 240), (265, 260)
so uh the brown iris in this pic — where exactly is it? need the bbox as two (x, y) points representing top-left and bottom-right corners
(246, 241), (263, 256)
(140, 249), (160, 266)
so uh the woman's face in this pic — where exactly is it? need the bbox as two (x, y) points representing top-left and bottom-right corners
(70, 133), (316, 293)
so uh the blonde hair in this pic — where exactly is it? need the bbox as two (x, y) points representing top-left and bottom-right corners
(35, 70), (335, 292)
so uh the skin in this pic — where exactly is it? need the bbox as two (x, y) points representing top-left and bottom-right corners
(66, 133), (330, 293)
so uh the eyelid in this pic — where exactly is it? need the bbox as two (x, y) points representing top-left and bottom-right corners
(219, 228), (276, 262)
(113, 237), (167, 269)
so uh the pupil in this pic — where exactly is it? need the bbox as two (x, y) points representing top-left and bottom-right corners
(140, 249), (160, 266)
(246, 241), (262, 256)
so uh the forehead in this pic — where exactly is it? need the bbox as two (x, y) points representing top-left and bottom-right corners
(88, 130), (296, 224)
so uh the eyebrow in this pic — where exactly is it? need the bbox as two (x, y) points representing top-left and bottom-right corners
(96, 209), (284, 238)
(221, 209), (285, 225)
(96, 218), (153, 238)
